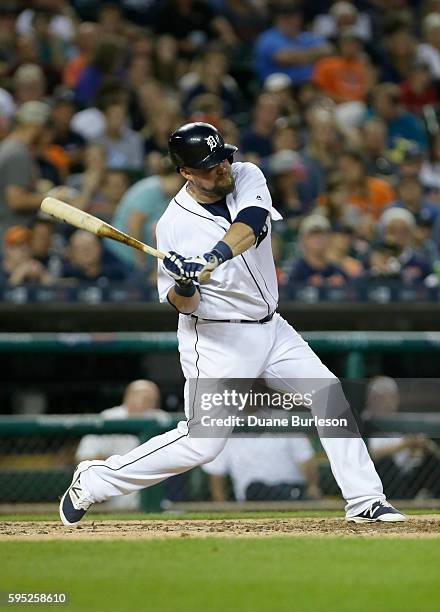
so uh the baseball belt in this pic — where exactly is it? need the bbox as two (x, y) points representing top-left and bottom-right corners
(191, 312), (275, 324)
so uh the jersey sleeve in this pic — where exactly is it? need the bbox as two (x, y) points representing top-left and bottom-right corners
(233, 162), (282, 221)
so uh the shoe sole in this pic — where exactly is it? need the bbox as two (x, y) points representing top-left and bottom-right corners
(347, 515), (407, 523)
(59, 462), (93, 527)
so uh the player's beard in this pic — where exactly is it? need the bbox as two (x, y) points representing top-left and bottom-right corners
(211, 174), (235, 198)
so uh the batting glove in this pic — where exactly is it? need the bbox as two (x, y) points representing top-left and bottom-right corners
(182, 241), (233, 282)
(163, 251), (190, 282)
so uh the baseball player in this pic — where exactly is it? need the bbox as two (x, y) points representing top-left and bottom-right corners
(60, 122), (406, 525)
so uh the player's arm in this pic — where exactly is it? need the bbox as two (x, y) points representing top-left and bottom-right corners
(274, 43), (332, 67)
(221, 206), (269, 255)
(180, 206), (269, 281)
(167, 283), (200, 314)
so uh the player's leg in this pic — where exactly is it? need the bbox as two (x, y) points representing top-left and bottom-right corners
(60, 317), (267, 525)
(262, 315), (405, 522)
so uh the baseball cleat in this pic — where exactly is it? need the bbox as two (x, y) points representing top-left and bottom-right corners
(347, 500), (406, 523)
(59, 462), (93, 526)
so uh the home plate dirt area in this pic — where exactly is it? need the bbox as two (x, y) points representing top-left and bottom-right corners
(1, 516), (439, 540)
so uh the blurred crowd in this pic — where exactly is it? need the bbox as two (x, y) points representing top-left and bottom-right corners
(2, 0), (440, 296)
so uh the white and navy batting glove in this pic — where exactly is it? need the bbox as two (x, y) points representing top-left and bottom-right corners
(163, 251), (197, 296)
(163, 251), (187, 281)
(182, 241), (233, 282)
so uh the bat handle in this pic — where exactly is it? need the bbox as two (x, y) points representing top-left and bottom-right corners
(198, 270), (212, 284)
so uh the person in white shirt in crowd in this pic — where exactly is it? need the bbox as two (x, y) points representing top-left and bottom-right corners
(76, 380), (170, 510)
(313, 1), (372, 43)
(97, 96), (144, 171)
(202, 434), (321, 502)
(417, 12), (440, 79)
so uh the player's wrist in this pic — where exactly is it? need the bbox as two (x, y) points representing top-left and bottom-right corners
(174, 280), (197, 297)
(205, 241), (233, 267)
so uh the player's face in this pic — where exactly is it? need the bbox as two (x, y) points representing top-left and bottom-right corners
(183, 160), (235, 200)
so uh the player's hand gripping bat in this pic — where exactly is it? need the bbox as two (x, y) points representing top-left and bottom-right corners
(40, 197), (212, 283)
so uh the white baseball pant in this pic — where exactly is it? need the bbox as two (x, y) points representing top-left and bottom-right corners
(80, 314), (385, 517)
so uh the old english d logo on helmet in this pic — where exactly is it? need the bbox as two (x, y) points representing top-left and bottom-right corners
(168, 122), (238, 171)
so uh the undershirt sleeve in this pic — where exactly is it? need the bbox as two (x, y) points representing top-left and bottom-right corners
(234, 206), (269, 238)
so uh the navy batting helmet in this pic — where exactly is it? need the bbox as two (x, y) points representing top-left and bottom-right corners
(168, 122), (237, 171)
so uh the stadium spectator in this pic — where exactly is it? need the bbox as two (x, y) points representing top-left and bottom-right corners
(108, 160), (184, 273)
(50, 88), (86, 173)
(153, 0), (237, 58)
(240, 93), (280, 160)
(96, 1), (126, 37)
(254, 4), (331, 84)
(316, 171), (360, 228)
(31, 6), (70, 71)
(153, 34), (184, 88)
(0, 225), (54, 286)
(202, 434), (321, 501)
(312, 1), (372, 43)
(87, 169), (130, 222)
(367, 239), (402, 279)
(302, 107), (343, 190)
(10, 35), (60, 94)
(285, 214), (347, 288)
(379, 18), (417, 84)
(12, 63), (47, 105)
(62, 22), (100, 89)
(417, 12), (440, 79)
(182, 46), (241, 118)
(35, 120), (65, 186)
(143, 99), (182, 174)
(0, 101), (51, 240)
(268, 150), (317, 223)
(211, 0), (267, 48)
(420, 132), (440, 195)
(16, 0), (76, 42)
(129, 78), (164, 132)
(363, 376), (440, 499)
(262, 73), (297, 117)
(76, 379), (170, 509)
(361, 119), (398, 180)
(398, 143), (424, 179)
(312, 30), (371, 104)
(380, 207), (433, 283)
(67, 142), (107, 212)
(74, 36), (125, 107)
(97, 97), (143, 171)
(390, 174), (440, 244)
(399, 60), (439, 116)
(327, 225), (364, 279)
(367, 83), (428, 151)
(29, 217), (63, 278)
(337, 149), (395, 220)
(61, 230), (134, 283)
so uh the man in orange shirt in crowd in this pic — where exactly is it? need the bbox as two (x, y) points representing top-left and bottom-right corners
(312, 30), (371, 103)
(337, 149), (395, 219)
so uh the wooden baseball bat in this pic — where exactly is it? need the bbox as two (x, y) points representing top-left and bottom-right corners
(40, 196), (212, 282)
(41, 196), (165, 260)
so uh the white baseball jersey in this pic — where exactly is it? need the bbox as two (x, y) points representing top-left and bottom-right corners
(156, 161), (282, 321)
(202, 434), (314, 501)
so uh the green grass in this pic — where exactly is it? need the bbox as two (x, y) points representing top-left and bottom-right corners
(0, 508), (438, 522)
(2, 538), (440, 612)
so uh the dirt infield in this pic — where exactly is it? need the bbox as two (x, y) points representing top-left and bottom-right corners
(1, 515), (439, 540)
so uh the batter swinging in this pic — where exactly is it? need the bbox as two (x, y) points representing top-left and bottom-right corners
(60, 123), (406, 525)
